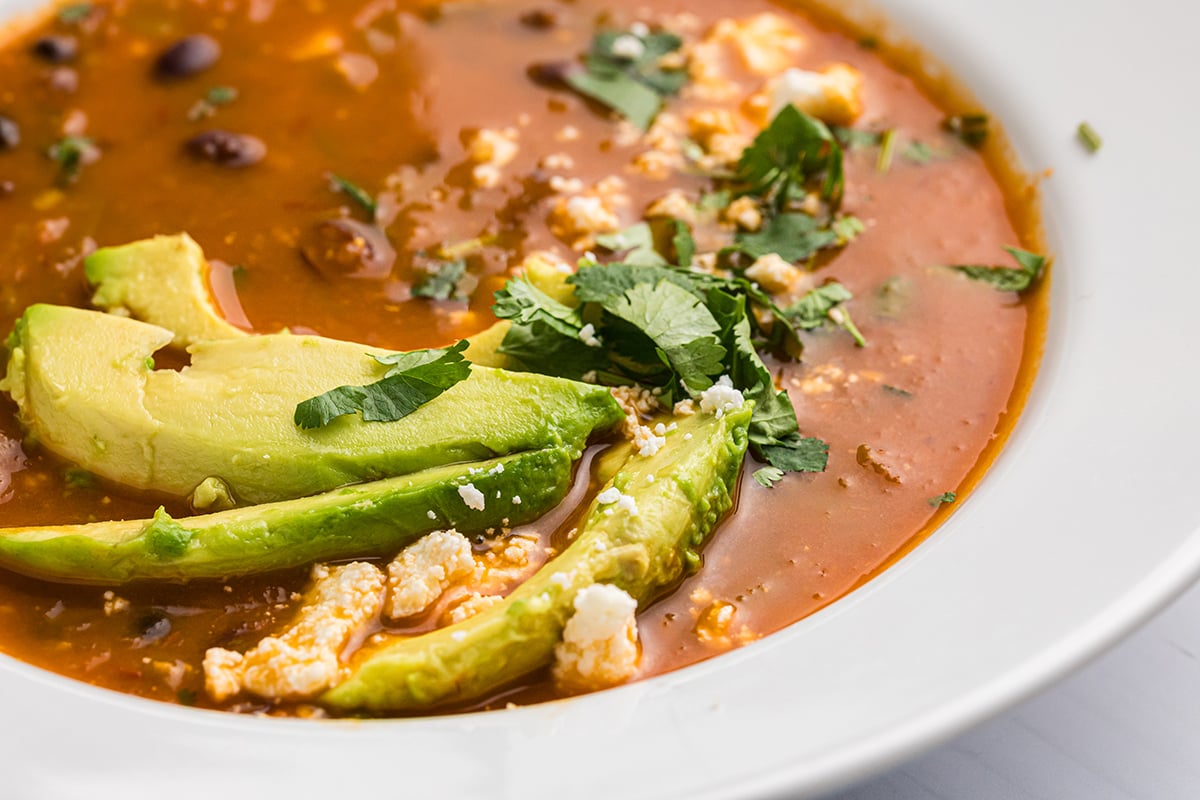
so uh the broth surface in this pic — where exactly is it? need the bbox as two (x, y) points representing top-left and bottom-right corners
(0, 0), (1043, 713)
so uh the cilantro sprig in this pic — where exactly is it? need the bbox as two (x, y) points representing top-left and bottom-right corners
(328, 174), (377, 220)
(735, 105), (845, 212)
(294, 341), (471, 429)
(493, 252), (828, 475)
(556, 28), (687, 130)
(412, 258), (471, 302)
(949, 246), (1047, 293)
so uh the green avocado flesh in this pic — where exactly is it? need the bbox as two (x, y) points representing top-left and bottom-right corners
(0, 304), (623, 506)
(323, 406), (751, 712)
(86, 233), (250, 348)
(0, 447), (571, 584)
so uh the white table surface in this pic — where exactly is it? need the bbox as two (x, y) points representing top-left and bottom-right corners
(827, 578), (1200, 799)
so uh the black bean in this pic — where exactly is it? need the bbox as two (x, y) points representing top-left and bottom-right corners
(154, 34), (220, 79)
(527, 60), (574, 87)
(519, 9), (557, 29)
(299, 218), (395, 280)
(32, 35), (78, 63)
(185, 129), (266, 167)
(0, 114), (18, 150)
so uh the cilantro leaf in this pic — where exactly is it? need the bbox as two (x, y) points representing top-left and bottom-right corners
(295, 341), (471, 429)
(596, 222), (667, 266)
(671, 219), (695, 268)
(560, 28), (686, 130)
(949, 246), (1047, 293)
(499, 320), (608, 380)
(902, 141), (936, 164)
(760, 435), (830, 473)
(736, 105), (844, 211)
(784, 282), (854, 329)
(831, 125), (883, 150)
(753, 466), (785, 488)
(329, 174), (377, 219)
(493, 277), (584, 337)
(412, 258), (469, 301)
(602, 281), (726, 393)
(734, 212), (839, 263)
(928, 491), (957, 507)
(48, 135), (96, 182)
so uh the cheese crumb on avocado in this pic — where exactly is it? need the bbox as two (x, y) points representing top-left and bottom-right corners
(552, 583), (640, 691)
(384, 529), (475, 619)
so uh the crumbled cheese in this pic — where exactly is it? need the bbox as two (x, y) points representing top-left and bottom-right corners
(644, 189), (697, 224)
(610, 34), (646, 60)
(688, 13), (806, 100)
(674, 399), (697, 416)
(458, 482), (486, 511)
(102, 590), (129, 616)
(653, 423), (667, 436)
(615, 494), (639, 517)
(632, 424), (667, 457)
(426, 510), (437, 520)
(724, 195), (763, 231)
(556, 125), (581, 142)
(539, 152), (576, 171)
(203, 562), (384, 702)
(553, 584), (640, 691)
(756, 64), (865, 127)
(595, 486), (639, 516)
(745, 252), (802, 294)
(466, 127), (520, 189)
(384, 529), (476, 619)
(596, 487), (622, 505)
(629, 21), (650, 38)
(687, 108), (750, 167)
(549, 175), (585, 194)
(447, 592), (504, 624)
(548, 193), (622, 249)
(578, 323), (602, 348)
(699, 375), (745, 418)
(512, 495), (522, 505)
(470, 532), (546, 593)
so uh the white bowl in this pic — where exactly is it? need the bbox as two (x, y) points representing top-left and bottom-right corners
(3, 0), (1198, 797)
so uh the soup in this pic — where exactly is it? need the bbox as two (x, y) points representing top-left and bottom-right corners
(0, 0), (1046, 715)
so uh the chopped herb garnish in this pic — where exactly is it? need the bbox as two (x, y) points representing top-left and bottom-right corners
(753, 465), (785, 488)
(831, 215), (865, 245)
(943, 113), (989, 148)
(412, 258), (470, 301)
(882, 384), (913, 398)
(494, 255), (828, 476)
(874, 276), (911, 319)
(1077, 122), (1102, 154)
(48, 135), (96, 182)
(187, 86), (239, 121)
(57, 3), (92, 24)
(902, 141), (935, 164)
(560, 28), (686, 130)
(697, 189), (732, 211)
(928, 491), (957, 507)
(670, 219), (695, 267)
(734, 212), (838, 263)
(596, 222), (667, 266)
(949, 246), (1047, 293)
(294, 341), (471, 429)
(736, 105), (844, 211)
(328, 173), (377, 219)
(780, 281), (866, 347)
(63, 467), (96, 489)
(876, 129), (897, 173)
(176, 688), (198, 706)
(831, 125), (883, 150)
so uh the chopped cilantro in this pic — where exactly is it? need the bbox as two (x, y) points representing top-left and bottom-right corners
(57, 3), (92, 24)
(949, 246), (1047, 293)
(494, 256), (829, 478)
(734, 212), (838, 263)
(943, 113), (989, 148)
(831, 125), (883, 150)
(48, 135), (95, 182)
(294, 341), (471, 429)
(882, 384), (913, 398)
(188, 86), (239, 121)
(928, 491), (957, 507)
(596, 222), (667, 266)
(753, 465), (785, 488)
(412, 259), (469, 301)
(783, 281), (866, 346)
(671, 220), (695, 267)
(561, 28), (686, 130)
(697, 189), (732, 211)
(63, 467), (96, 489)
(1077, 122), (1102, 154)
(759, 435), (829, 473)
(736, 105), (844, 211)
(902, 141), (936, 164)
(831, 215), (865, 245)
(328, 174), (377, 219)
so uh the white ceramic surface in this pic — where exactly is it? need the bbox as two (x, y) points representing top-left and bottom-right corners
(2, 0), (1198, 798)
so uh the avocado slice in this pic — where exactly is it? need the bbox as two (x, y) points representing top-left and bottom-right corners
(86, 234), (250, 348)
(323, 406), (751, 712)
(1, 305), (623, 506)
(0, 446), (570, 584)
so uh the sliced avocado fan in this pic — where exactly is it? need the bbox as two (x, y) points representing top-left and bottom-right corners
(323, 406), (751, 712)
(0, 305), (623, 506)
(0, 447), (570, 585)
